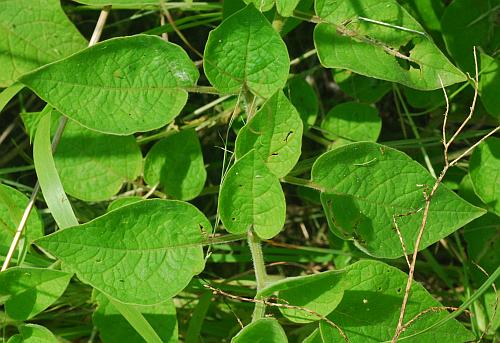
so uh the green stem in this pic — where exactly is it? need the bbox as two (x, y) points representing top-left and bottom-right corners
(247, 229), (268, 321)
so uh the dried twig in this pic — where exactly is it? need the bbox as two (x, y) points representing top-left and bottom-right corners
(1, 6), (112, 272)
(399, 306), (467, 336)
(203, 283), (350, 342)
(393, 215), (411, 269)
(392, 47), (500, 342)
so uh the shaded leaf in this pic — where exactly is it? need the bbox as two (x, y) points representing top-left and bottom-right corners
(469, 137), (500, 215)
(21, 35), (199, 135)
(311, 142), (485, 258)
(204, 5), (289, 98)
(333, 70), (391, 104)
(35, 200), (209, 304)
(235, 91), (303, 177)
(285, 77), (318, 130)
(219, 150), (285, 239)
(144, 130), (206, 201)
(478, 52), (500, 118)
(54, 120), (142, 201)
(0, 268), (72, 320)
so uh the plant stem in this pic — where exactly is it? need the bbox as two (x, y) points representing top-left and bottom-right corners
(247, 228), (268, 321)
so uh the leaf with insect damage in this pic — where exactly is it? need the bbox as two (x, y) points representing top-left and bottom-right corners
(314, 0), (466, 90)
(311, 142), (485, 258)
(235, 91), (303, 178)
(35, 200), (209, 304)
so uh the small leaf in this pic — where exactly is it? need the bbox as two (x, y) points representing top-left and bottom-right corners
(259, 270), (347, 323)
(320, 102), (381, 144)
(314, 0), (466, 90)
(276, 0), (300, 17)
(311, 142), (485, 258)
(8, 324), (58, 343)
(219, 150), (286, 239)
(332, 70), (391, 104)
(144, 130), (206, 201)
(469, 137), (500, 216)
(204, 5), (290, 98)
(235, 91), (303, 177)
(232, 318), (288, 343)
(0, 0), (87, 87)
(0, 267), (72, 320)
(319, 260), (474, 342)
(478, 52), (500, 118)
(35, 200), (209, 304)
(93, 292), (177, 343)
(20, 35), (199, 135)
(285, 77), (318, 130)
(54, 120), (142, 202)
(0, 184), (43, 251)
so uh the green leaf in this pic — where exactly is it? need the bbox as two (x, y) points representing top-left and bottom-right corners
(93, 292), (176, 343)
(35, 199), (209, 304)
(259, 270), (347, 323)
(332, 70), (391, 104)
(144, 130), (206, 200)
(276, 0), (300, 17)
(204, 5), (290, 98)
(478, 52), (500, 118)
(235, 91), (303, 177)
(285, 77), (318, 130)
(0, 0), (87, 87)
(441, 0), (498, 74)
(0, 184), (43, 251)
(469, 137), (500, 216)
(232, 318), (288, 343)
(219, 150), (286, 239)
(320, 102), (381, 144)
(243, 0), (275, 12)
(54, 120), (142, 202)
(7, 324), (58, 343)
(107, 196), (143, 212)
(0, 83), (24, 115)
(33, 110), (79, 229)
(20, 35), (199, 135)
(314, 0), (466, 90)
(0, 267), (72, 320)
(303, 329), (323, 343)
(311, 142), (485, 258)
(319, 260), (474, 342)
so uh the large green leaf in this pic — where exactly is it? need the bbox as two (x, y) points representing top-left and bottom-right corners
(314, 0), (466, 90)
(469, 137), (500, 216)
(259, 270), (347, 323)
(0, 184), (43, 251)
(319, 260), (474, 342)
(144, 130), (206, 201)
(93, 292), (177, 343)
(35, 200), (209, 304)
(7, 324), (58, 343)
(54, 120), (142, 202)
(20, 35), (199, 135)
(235, 91), (303, 177)
(320, 102), (381, 144)
(441, 0), (499, 74)
(0, 0), (87, 87)
(232, 318), (288, 342)
(218, 150), (286, 239)
(203, 5), (290, 98)
(311, 142), (485, 258)
(0, 267), (72, 320)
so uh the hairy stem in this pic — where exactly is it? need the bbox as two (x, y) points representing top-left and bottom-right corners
(247, 228), (268, 321)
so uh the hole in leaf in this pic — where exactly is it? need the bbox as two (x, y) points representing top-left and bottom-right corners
(396, 287), (402, 293)
(284, 130), (293, 142)
(271, 152), (279, 156)
(231, 217), (236, 221)
(395, 39), (421, 71)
